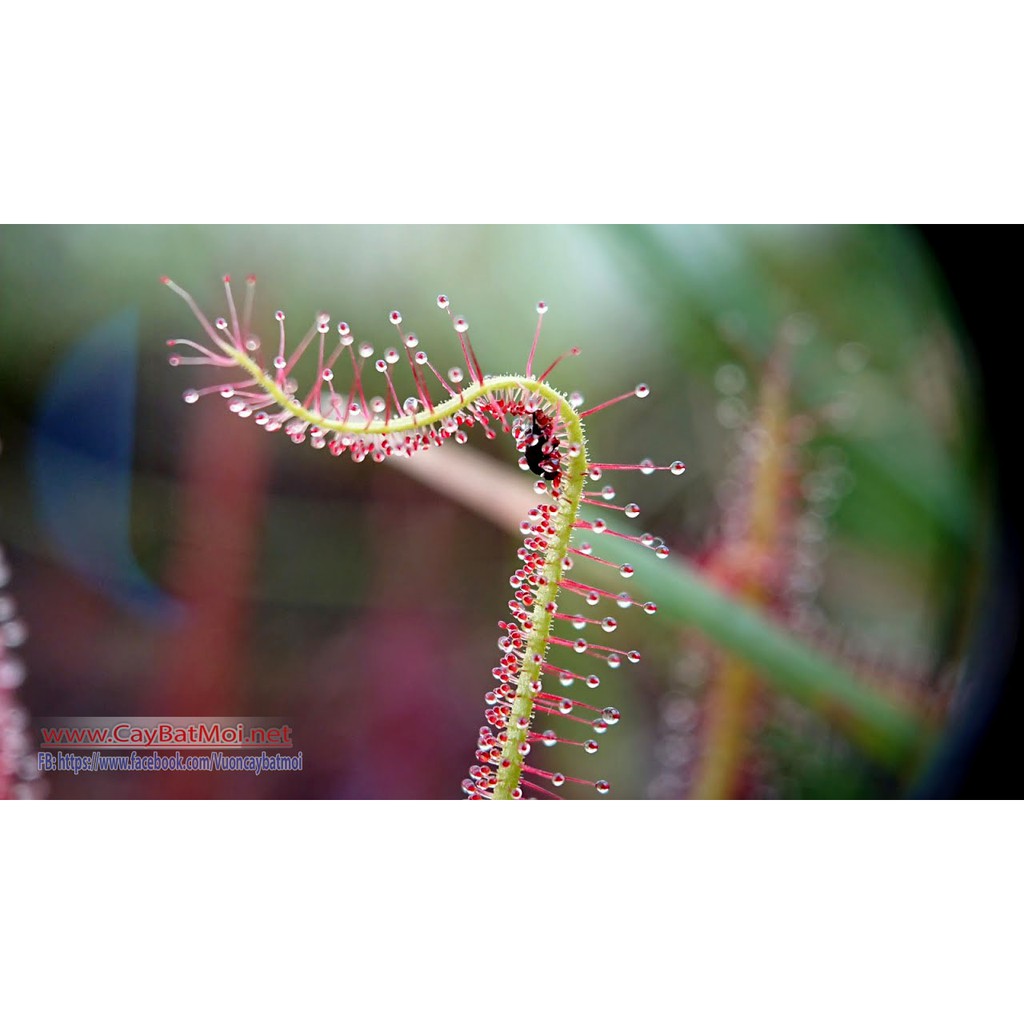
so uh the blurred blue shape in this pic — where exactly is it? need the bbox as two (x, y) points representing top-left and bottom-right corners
(31, 308), (181, 621)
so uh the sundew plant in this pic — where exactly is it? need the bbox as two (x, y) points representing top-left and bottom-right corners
(0, 225), (985, 800)
(164, 275), (686, 799)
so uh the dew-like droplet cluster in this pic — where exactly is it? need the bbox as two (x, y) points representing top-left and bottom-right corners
(0, 534), (43, 800)
(469, 404), (682, 798)
(164, 276), (686, 799)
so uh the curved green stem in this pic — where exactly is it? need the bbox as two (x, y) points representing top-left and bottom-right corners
(218, 341), (591, 800)
(492, 403), (588, 800)
(216, 337), (573, 441)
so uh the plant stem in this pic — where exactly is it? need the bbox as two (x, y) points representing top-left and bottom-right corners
(216, 328), (596, 800)
(492, 395), (589, 800)
(690, 356), (789, 797)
